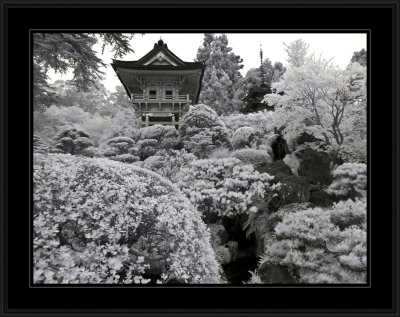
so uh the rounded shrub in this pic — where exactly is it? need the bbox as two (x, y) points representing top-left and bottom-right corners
(33, 153), (220, 284)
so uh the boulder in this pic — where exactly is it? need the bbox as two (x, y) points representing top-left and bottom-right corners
(297, 148), (332, 185)
(277, 175), (310, 206)
(296, 132), (323, 145)
(258, 263), (297, 284)
(222, 213), (249, 241)
(257, 160), (293, 183)
(209, 223), (229, 246)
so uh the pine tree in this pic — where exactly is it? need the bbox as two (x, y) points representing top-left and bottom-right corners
(196, 34), (244, 115)
(33, 33), (134, 110)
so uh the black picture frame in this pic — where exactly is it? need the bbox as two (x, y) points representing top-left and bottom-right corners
(1, 1), (399, 316)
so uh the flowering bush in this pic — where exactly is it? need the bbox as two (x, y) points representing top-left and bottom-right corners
(327, 163), (367, 197)
(261, 199), (367, 283)
(221, 110), (274, 135)
(178, 158), (274, 218)
(101, 136), (139, 163)
(33, 154), (220, 284)
(142, 149), (197, 183)
(230, 149), (272, 167)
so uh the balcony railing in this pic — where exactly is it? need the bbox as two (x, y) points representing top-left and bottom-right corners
(132, 94), (190, 102)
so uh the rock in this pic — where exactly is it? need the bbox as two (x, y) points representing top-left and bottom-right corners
(144, 259), (167, 276)
(226, 241), (239, 262)
(222, 213), (249, 241)
(296, 132), (322, 145)
(257, 160), (293, 183)
(271, 135), (290, 160)
(329, 184), (363, 202)
(209, 223), (229, 246)
(215, 245), (232, 265)
(309, 189), (334, 207)
(258, 263), (297, 284)
(59, 221), (86, 251)
(276, 175), (310, 206)
(297, 148), (332, 185)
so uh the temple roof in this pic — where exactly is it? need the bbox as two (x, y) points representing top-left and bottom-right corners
(112, 39), (203, 70)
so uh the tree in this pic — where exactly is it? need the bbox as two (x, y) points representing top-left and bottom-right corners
(265, 58), (367, 146)
(54, 128), (93, 155)
(33, 33), (134, 110)
(179, 104), (230, 158)
(196, 34), (244, 115)
(350, 49), (367, 67)
(283, 38), (310, 68)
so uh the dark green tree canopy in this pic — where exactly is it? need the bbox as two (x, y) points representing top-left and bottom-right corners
(350, 48), (367, 67)
(33, 33), (134, 110)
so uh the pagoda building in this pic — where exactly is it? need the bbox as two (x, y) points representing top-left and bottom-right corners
(241, 46), (274, 114)
(112, 39), (204, 128)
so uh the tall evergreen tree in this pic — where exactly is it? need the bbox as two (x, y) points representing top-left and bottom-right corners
(196, 34), (244, 115)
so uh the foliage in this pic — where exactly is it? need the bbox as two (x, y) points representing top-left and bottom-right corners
(142, 149), (196, 183)
(261, 199), (367, 283)
(135, 125), (180, 160)
(34, 81), (139, 146)
(350, 49), (367, 67)
(33, 153), (220, 284)
(265, 58), (367, 147)
(283, 38), (310, 68)
(179, 104), (231, 158)
(231, 127), (256, 150)
(33, 33), (134, 109)
(53, 128), (93, 155)
(178, 158), (274, 218)
(33, 134), (53, 154)
(221, 110), (275, 136)
(230, 149), (272, 167)
(101, 136), (139, 163)
(196, 34), (244, 115)
(240, 61), (286, 100)
(327, 163), (367, 197)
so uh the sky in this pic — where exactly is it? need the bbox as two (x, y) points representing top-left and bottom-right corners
(48, 33), (367, 92)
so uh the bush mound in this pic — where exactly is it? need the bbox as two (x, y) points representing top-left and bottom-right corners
(261, 198), (367, 284)
(328, 163), (367, 197)
(33, 153), (220, 284)
(178, 158), (274, 218)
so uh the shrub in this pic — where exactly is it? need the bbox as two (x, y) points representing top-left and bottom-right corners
(53, 128), (93, 155)
(327, 163), (367, 197)
(231, 127), (256, 150)
(261, 199), (367, 284)
(179, 104), (231, 158)
(101, 136), (139, 163)
(134, 125), (180, 160)
(230, 149), (272, 167)
(178, 158), (274, 218)
(33, 154), (220, 284)
(142, 149), (196, 183)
